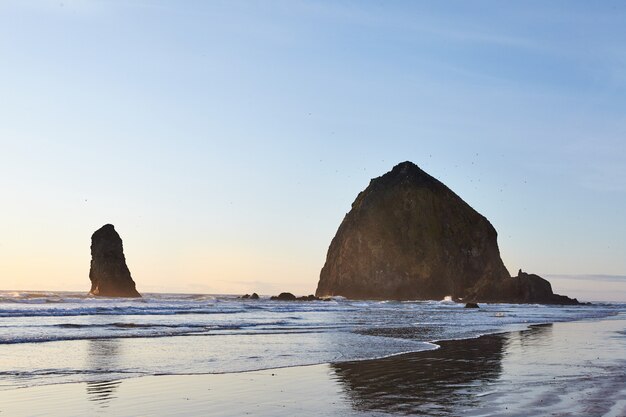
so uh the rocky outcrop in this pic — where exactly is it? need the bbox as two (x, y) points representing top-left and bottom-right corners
(240, 293), (260, 300)
(315, 161), (578, 304)
(89, 224), (141, 297)
(467, 270), (579, 305)
(297, 294), (321, 301)
(271, 292), (297, 301)
(270, 293), (322, 301)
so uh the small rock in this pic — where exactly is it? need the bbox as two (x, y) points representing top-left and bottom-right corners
(296, 294), (320, 301)
(270, 292), (297, 301)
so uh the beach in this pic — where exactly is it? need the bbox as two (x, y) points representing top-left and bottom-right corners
(2, 312), (624, 417)
(3, 1), (626, 416)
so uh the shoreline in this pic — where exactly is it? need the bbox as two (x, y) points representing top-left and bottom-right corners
(1, 313), (624, 416)
(1, 307), (618, 383)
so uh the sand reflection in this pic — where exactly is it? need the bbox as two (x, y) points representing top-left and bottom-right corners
(85, 380), (122, 406)
(514, 323), (553, 349)
(85, 339), (122, 407)
(332, 332), (506, 415)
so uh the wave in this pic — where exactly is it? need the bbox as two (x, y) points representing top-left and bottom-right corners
(0, 306), (246, 318)
(1, 291), (623, 348)
(0, 318), (315, 344)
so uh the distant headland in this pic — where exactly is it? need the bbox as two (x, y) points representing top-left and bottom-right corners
(315, 161), (579, 304)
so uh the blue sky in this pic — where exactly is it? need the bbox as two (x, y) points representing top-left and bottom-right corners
(0, 1), (625, 297)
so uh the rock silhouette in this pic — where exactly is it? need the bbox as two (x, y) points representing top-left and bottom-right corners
(89, 224), (140, 297)
(269, 293), (322, 301)
(270, 292), (297, 301)
(240, 293), (260, 300)
(468, 269), (579, 304)
(316, 161), (578, 304)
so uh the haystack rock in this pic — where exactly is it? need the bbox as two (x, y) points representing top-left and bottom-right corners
(315, 161), (578, 304)
(89, 224), (141, 297)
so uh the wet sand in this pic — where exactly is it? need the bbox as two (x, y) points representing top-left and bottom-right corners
(1, 314), (624, 417)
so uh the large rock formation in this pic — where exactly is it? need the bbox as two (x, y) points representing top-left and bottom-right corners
(315, 161), (578, 304)
(89, 224), (141, 297)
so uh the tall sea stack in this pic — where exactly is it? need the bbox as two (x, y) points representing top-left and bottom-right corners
(315, 161), (578, 304)
(89, 224), (141, 297)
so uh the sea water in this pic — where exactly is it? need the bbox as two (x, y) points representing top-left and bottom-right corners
(0, 291), (621, 389)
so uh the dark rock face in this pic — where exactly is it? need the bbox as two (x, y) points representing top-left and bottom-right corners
(240, 293), (260, 300)
(316, 161), (578, 304)
(271, 292), (297, 301)
(297, 294), (320, 301)
(465, 302), (480, 308)
(89, 224), (140, 297)
(270, 293), (321, 301)
(467, 270), (579, 305)
(316, 161), (510, 301)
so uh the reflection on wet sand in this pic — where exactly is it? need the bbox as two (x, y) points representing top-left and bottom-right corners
(514, 323), (554, 350)
(85, 339), (122, 407)
(332, 324), (555, 416)
(85, 380), (122, 406)
(332, 333), (505, 415)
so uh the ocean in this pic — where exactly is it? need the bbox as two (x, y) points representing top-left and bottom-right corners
(0, 291), (622, 390)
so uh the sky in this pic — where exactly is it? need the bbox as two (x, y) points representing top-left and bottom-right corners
(1, 1), (625, 299)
